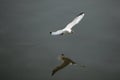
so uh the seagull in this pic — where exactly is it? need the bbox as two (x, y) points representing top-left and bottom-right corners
(51, 54), (76, 76)
(50, 12), (85, 36)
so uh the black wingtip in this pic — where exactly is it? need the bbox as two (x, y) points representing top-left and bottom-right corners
(50, 32), (52, 34)
(77, 12), (85, 16)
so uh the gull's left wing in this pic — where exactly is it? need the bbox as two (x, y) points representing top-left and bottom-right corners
(50, 30), (64, 35)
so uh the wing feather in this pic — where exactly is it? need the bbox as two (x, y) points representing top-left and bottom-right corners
(50, 30), (63, 35)
(64, 12), (85, 30)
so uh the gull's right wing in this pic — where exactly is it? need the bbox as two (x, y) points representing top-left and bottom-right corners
(64, 12), (85, 30)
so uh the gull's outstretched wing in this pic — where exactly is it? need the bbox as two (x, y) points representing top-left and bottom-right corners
(50, 30), (64, 36)
(51, 61), (70, 76)
(64, 12), (85, 30)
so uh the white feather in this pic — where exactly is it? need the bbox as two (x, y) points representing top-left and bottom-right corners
(50, 30), (64, 35)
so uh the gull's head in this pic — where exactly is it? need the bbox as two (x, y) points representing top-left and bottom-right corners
(66, 29), (73, 34)
(67, 29), (73, 34)
(67, 29), (72, 33)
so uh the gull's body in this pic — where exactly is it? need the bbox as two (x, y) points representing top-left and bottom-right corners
(50, 12), (85, 36)
(51, 54), (76, 76)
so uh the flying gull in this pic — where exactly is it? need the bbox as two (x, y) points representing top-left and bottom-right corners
(50, 12), (85, 36)
(51, 54), (76, 76)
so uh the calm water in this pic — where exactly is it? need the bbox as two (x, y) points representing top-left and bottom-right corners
(0, 0), (120, 80)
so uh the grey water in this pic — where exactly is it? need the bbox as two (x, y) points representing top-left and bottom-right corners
(0, 0), (120, 80)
